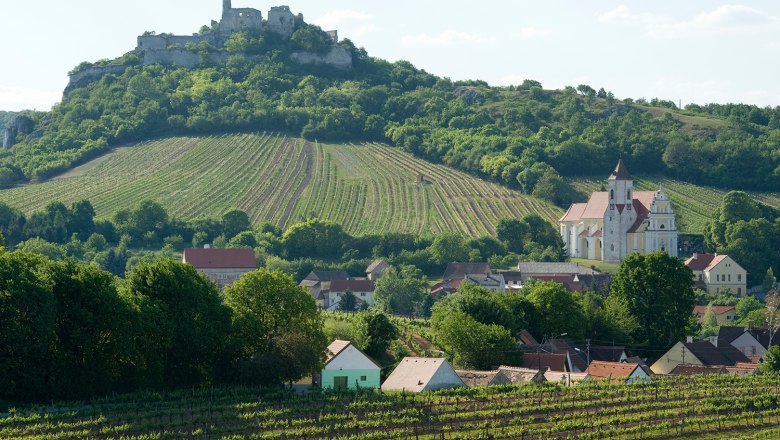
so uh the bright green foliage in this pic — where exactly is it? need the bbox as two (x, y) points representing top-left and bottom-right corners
(431, 310), (521, 370)
(609, 252), (697, 350)
(354, 311), (397, 358)
(761, 346), (780, 375)
(223, 268), (327, 379)
(700, 305), (719, 338)
(373, 265), (428, 316)
(282, 218), (348, 259)
(736, 295), (763, 320)
(524, 281), (585, 340)
(429, 232), (470, 266)
(434, 283), (525, 334)
(222, 209), (252, 240)
(121, 259), (232, 388)
(764, 267), (777, 293)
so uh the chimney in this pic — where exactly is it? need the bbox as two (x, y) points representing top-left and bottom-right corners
(204, 244), (211, 249)
(686, 336), (694, 344)
(692, 253), (698, 260)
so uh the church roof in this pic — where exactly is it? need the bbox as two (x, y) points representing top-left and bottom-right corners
(561, 191), (656, 224)
(608, 159), (632, 181)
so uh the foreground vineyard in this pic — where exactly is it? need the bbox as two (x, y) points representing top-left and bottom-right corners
(568, 177), (780, 234)
(3, 375), (780, 439)
(0, 133), (560, 237)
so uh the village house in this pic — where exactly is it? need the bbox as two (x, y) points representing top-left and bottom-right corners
(559, 160), (678, 263)
(326, 279), (375, 311)
(543, 371), (591, 386)
(685, 253), (747, 296)
(437, 262), (505, 293)
(319, 340), (381, 390)
(182, 247), (256, 289)
(585, 361), (652, 384)
(365, 259), (390, 280)
(299, 270), (350, 309)
(693, 305), (737, 325)
(381, 357), (464, 392)
(650, 339), (752, 375)
(456, 366), (546, 387)
(718, 326), (780, 359)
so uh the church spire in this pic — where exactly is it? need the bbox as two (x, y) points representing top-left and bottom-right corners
(608, 159), (632, 181)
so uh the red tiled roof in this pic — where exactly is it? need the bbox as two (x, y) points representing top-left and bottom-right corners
(586, 361), (638, 379)
(519, 330), (538, 345)
(326, 340), (351, 363)
(521, 353), (568, 372)
(183, 248), (257, 269)
(330, 279), (374, 292)
(559, 203), (587, 222)
(693, 305), (735, 316)
(685, 254), (728, 271)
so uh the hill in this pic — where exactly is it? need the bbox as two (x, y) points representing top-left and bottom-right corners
(0, 133), (561, 237)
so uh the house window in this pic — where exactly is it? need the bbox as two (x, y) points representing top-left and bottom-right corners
(699, 274), (703, 281)
(360, 376), (367, 381)
(627, 190), (631, 200)
(660, 224), (665, 229)
(360, 292), (366, 297)
(610, 189), (614, 200)
(728, 274), (731, 282)
(738, 288), (742, 295)
(738, 274), (742, 282)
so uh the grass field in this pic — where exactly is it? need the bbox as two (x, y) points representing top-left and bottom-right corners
(568, 176), (780, 234)
(3, 375), (780, 439)
(0, 133), (562, 238)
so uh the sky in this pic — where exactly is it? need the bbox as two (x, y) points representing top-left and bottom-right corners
(1, 1), (779, 111)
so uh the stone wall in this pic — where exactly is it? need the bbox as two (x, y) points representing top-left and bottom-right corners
(220, 8), (263, 34)
(143, 49), (230, 69)
(291, 47), (352, 70)
(65, 65), (130, 96)
(267, 6), (296, 38)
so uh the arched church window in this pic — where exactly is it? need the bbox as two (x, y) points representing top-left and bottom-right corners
(610, 190), (614, 200)
(660, 224), (665, 230)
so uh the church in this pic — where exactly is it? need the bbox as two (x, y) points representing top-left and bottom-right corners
(559, 160), (678, 263)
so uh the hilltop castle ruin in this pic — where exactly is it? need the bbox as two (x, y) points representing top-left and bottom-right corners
(135, 0), (348, 69)
(66, 1), (351, 95)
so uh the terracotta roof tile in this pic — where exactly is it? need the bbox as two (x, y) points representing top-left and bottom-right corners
(685, 254), (728, 272)
(693, 305), (736, 316)
(586, 361), (638, 379)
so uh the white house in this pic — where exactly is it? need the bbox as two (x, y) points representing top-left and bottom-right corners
(381, 358), (464, 392)
(320, 340), (381, 390)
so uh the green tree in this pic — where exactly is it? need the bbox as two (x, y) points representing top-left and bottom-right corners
(47, 259), (134, 397)
(223, 269), (327, 382)
(338, 291), (358, 312)
(435, 283), (523, 333)
(373, 265), (428, 316)
(764, 268), (777, 293)
(609, 252), (697, 350)
(429, 232), (471, 266)
(700, 305), (719, 337)
(761, 345), (780, 375)
(431, 310), (521, 370)
(0, 252), (55, 399)
(282, 218), (348, 260)
(121, 259), (232, 387)
(222, 209), (252, 240)
(524, 281), (585, 340)
(354, 312), (397, 358)
(736, 295), (762, 320)
(496, 218), (527, 254)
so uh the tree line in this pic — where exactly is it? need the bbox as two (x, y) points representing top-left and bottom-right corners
(0, 249), (326, 402)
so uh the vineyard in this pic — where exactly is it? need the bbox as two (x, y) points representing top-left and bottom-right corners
(0, 133), (561, 238)
(3, 375), (780, 439)
(568, 177), (780, 234)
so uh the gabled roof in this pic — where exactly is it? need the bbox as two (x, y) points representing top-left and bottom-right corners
(456, 370), (503, 387)
(626, 193), (656, 233)
(443, 262), (491, 280)
(381, 357), (464, 392)
(549, 338), (588, 372)
(326, 340), (351, 363)
(586, 361), (640, 379)
(684, 254), (729, 272)
(366, 259), (390, 273)
(684, 341), (751, 366)
(743, 327), (780, 349)
(717, 326), (747, 345)
(329, 279), (374, 292)
(304, 270), (350, 282)
(521, 352), (569, 372)
(183, 248), (257, 269)
(670, 364), (726, 376)
(518, 330), (539, 345)
(608, 159), (632, 181)
(497, 366), (546, 384)
(525, 273), (612, 293)
(589, 346), (626, 363)
(464, 273), (504, 286)
(559, 203), (588, 222)
(431, 279), (463, 297)
(693, 305), (736, 316)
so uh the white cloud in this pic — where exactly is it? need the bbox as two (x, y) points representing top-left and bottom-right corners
(400, 30), (492, 46)
(511, 27), (552, 39)
(0, 86), (60, 111)
(598, 4), (777, 38)
(314, 10), (375, 38)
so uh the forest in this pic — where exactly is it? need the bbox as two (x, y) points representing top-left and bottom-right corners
(2, 24), (780, 204)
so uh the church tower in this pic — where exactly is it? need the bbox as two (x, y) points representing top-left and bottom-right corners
(603, 160), (636, 263)
(644, 188), (678, 257)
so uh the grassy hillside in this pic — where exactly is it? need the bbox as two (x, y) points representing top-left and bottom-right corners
(568, 177), (780, 234)
(0, 133), (562, 237)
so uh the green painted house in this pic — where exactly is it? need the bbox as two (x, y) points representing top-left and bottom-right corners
(321, 340), (381, 390)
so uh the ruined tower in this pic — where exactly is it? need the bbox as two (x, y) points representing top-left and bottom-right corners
(223, 0), (232, 17)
